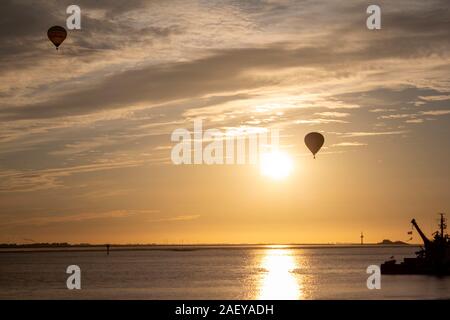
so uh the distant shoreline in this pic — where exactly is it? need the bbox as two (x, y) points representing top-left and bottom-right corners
(0, 243), (418, 254)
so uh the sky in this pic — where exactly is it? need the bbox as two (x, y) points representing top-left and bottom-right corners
(0, 0), (449, 244)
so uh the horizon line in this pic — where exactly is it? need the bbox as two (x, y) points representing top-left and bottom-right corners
(0, 241), (419, 247)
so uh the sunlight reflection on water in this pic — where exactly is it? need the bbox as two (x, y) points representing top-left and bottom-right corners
(257, 248), (304, 300)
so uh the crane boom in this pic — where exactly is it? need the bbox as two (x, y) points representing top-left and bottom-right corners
(411, 219), (430, 247)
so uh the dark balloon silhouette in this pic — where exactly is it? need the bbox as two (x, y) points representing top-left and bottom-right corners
(47, 26), (67, 50)
(304, 132), (324, 159)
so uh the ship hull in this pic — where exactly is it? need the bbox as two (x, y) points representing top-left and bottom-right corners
(381, 259), (450, 275)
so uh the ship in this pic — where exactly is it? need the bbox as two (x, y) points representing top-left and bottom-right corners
(381, 213), (450, 275)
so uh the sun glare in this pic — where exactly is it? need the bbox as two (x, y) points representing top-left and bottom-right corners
(259, 151), (293, 180)
(258, 249), (302, 299)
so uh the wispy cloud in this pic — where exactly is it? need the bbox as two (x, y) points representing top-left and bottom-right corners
(405, 119), (424, 124)
(370, 108), (396, 113)
(339, 131), (407, 138)
(148, 215), (201, 223)
(0, 157), (150, 193)
(331, 142), (367, 147)
(418, 95), (450, 101)
(0, 209), (157, 227)
(294, 119), (349, 125)
(378, 114), (414, 119)
(314, 112), (350, 118)
(420, 110), (450, 116)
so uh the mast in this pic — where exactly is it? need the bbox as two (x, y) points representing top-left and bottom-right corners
(439, 213), (446, 238)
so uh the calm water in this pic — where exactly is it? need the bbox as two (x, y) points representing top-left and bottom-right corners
(1, 245), (449, 299)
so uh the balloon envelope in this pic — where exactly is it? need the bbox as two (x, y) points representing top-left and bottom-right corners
(47, 26), (67, 49)
(304, 132), (324, 158)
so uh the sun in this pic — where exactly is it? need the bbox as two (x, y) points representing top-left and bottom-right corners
(259, 151), (293, 180)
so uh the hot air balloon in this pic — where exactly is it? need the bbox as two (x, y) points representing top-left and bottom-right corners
(304, 132), (324, 159)
(47, 26), (67, 50)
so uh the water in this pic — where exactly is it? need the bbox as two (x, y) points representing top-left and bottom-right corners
(1, 245), (449, 299)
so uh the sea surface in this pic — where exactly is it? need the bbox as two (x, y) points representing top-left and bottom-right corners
(1, 245), (449, 299)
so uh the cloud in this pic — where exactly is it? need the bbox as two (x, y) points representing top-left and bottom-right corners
(418, 95), (450, 101)
(0, 209), (157, 227)
(3, 18), (449, 121)
(378, 114), (414, 119)
(153, 145), (172, 151)
(49, 136), (116, 156)
(374, 109), (450, 124)
(369, 108), (396, 113)
(0, 157), (149, 193)
(405, 119), (424, 123)
(149, 215), (200, 223)
(331, 142), (367, 147)
(339, 131), (407, 138)
(314, 112), (350, 118)
(420, 110), (450, 116)
(294, 118), (349, 125)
